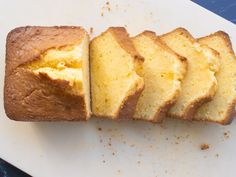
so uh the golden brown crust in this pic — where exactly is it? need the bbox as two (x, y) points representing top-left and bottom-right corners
(4, 68), (87, 121)
(6, 26), (86, 76)
(160, 27), (196, 44)
(169, 75), (218, 120)
(4, 26), (89, 121)
(108, 27), (144, 63)
(199, 31), (235, 56)
(169, 93), (213, 120)
(93, 84), (144, 120)
(196, 31), (236, 125)
(117, 83), (144, 119)
(37, 72), (71, 91)
(108, 27), (145, 77)
(141, 30), (188, 62)
(161, 28), (220, 57)
(160, 27), (219, 120)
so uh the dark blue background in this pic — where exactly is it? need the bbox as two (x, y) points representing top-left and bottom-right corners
(0, 1), (235, 177)
(194, 0), (236, 24)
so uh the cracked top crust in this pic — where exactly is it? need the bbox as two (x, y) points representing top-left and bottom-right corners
(4, 26), (89, 121)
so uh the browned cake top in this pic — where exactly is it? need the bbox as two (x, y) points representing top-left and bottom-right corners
(4, 26), (89, 121)
(6, 26), (86, 75)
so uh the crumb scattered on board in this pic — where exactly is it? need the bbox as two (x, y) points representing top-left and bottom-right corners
(224, 131), (230, 139)
(101, 1), (111, 17)
(130, 144), (135, 147)
(89, 27), (93, 35)
(98, 127), (102, 131)
(160, 124), (167, 129)
(200, 144), (210, 150)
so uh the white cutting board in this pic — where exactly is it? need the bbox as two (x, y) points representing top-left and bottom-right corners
(0, 0), (236, 177)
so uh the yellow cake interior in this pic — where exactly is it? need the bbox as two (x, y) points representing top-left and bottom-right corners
(25, 36), (91, 116)
(195, 33), (236, 123)
(160, 29), (219, 118)
(132, 32), (186, 121)
(90, 30), (143, 118)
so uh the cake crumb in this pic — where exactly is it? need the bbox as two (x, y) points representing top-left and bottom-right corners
(130, 144), (135, 147)
(98, 127), (102, 131)
(101, 1), (111, 17)
(224, 131), (230, 139)
(215, 153), (219, 158)
(89, 27), (93, 35)
(112, 152), (115, 156)
(102, 160), (106, 163)
(107, 128), (112, 132)
(160, 124), (167, 129)
(138, 153), (142, 157)
(200, 144), (209, 150)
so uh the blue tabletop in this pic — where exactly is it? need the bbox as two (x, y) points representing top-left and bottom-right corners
(0, 158), (31, 177)
(194, 0), (236, 24)
(0, 1), (235, 177)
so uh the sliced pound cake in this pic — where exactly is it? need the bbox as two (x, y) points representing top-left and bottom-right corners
(4, 26), (91, 121)
(90, 27), (144, 119)
(160, 28), (220, 119)
(194, 31), (236, 124)
(132, 31), (187, 122)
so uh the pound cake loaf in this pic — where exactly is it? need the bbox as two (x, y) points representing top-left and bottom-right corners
(160, 28), (220, 119)
(90, 27), (144, 119)
(4, 26), (91, 121)
(194, 31), (236, 124)
(132, 31), (187, 122)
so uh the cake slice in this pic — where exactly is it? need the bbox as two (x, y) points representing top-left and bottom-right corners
(194, 31), (236, 125)
(132, 31), (187, 122)
(4, 26), (91, 121)
(160, 28), (220, 119)
(90, 27), (144, 119)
